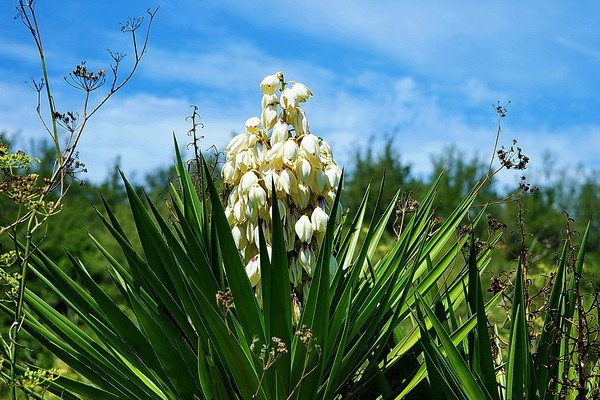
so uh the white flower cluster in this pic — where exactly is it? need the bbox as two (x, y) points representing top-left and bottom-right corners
(222, 72), (341, 294)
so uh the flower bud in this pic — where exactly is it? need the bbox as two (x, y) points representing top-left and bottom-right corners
(295, 215), (313, 243)
(252, 141), (267, 164)
(245, 255), (261, 286)
(260, 74), (280, 95)
(292, 82), (313, 102)
(292, 295), (301, 325)
(245, 116), (261, 133)
(311, 206), (329, 232)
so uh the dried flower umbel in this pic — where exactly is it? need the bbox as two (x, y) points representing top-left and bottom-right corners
(222, 73), (341, 296)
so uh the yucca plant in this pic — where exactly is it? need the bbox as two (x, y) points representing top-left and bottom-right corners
(0, 74), (543, 400)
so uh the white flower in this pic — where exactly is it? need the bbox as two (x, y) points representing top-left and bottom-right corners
(262, 93), (278, 109)
(245, 255), (261, 286)
(277, 168), (296, 195)
(260, 74), (280, 95)
(324, 164), (342, 189)
(293, 159), (309, 185)
(222, 160), (236, 183)
(240, 171), (259, 193)
(252, 141), (267, 164)
(291, 183), (310, 209)
(245, 117), (261, 133)
(270, 119), (289, 145)
(266, 142), (285, 170)
(299, 134), (321, 166)
(283, 139), (299, 166)
(248, 183), (267, 208)
(292, 109), (309, 136)
(291, 82), (313, 102)
(280, 88), (297, 111)
(311, 206), (329, 232)
(298, 245), (314, 275)
(261, 105), (278, 130)
(310, 168), (326, 193)
(295, 215), (313, 243)
(232, 225), (246, 249)
(233, 201), (245, 222)
(320, 139), (333, 161)
(226, 133), (249, 155)
(262, 169), (280, 190)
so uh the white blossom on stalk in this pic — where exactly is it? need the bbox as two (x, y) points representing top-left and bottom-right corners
(271, 119), (289, 145)
(245, 255), (261, 286)
(262, 93), (278, 109)
(311, 206), (328, 232)
(249, 184), (266, 208)
(295, 215), (313, 243)
(325, 164), (342, 189)
(226, 133), (249, 155)
(291, 184), (310, 210)
(280, 88), (298, 112)
(261, 105), (278, 130)
(260, 74), (280, 95)
(283, 139), (299, 166)
(298, 245), (314, 275)
(292, 109), (309, 136)
(245, 117), (261, 133)
(240, 171), (259, 193)
(222, 161), (236, 183)
(291, 82), (313, 102)
(293, 158), (310, 184)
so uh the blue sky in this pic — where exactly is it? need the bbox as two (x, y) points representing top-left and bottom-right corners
(1, 1), (599, 186)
